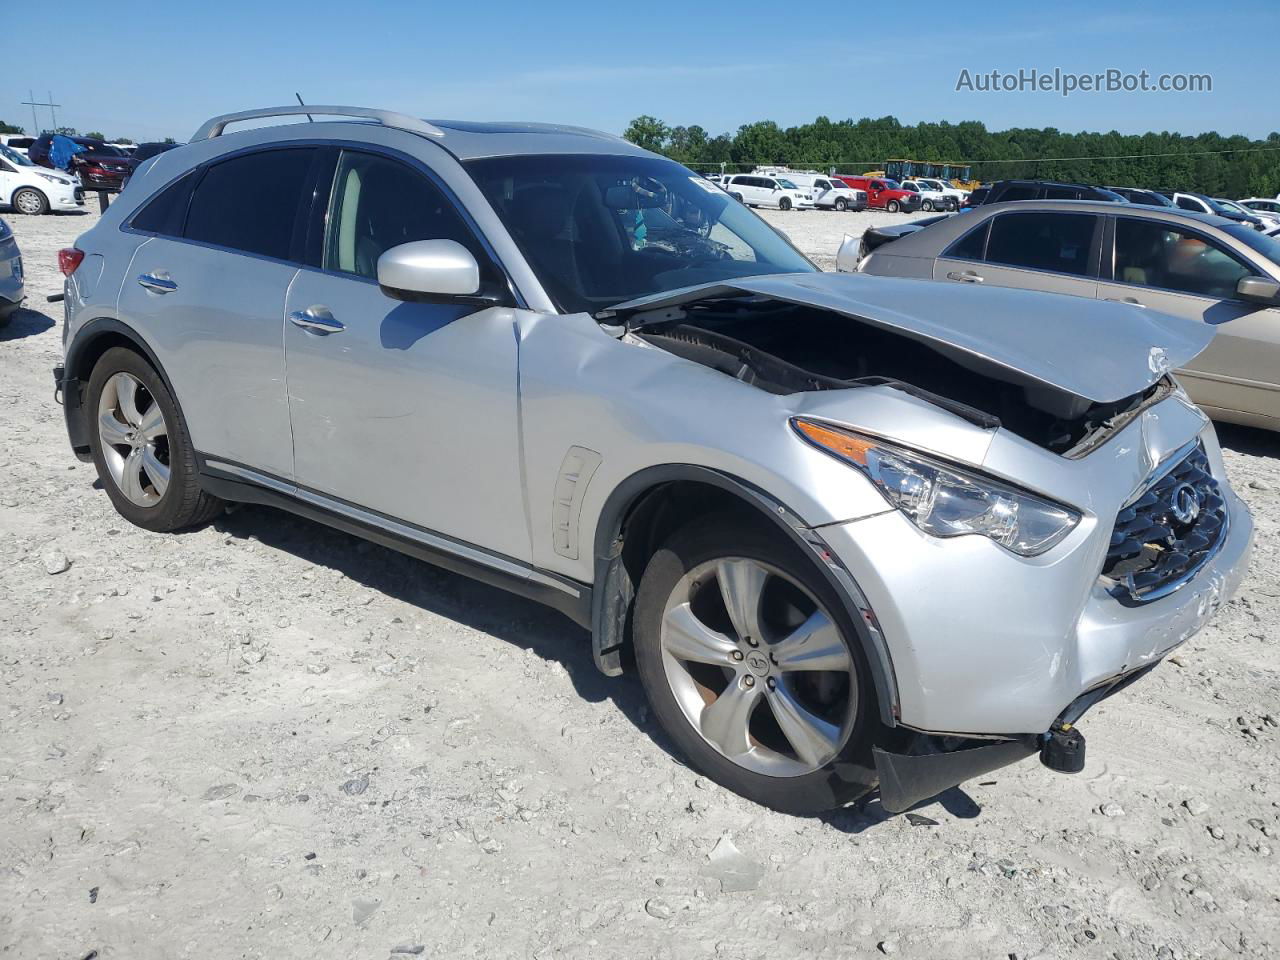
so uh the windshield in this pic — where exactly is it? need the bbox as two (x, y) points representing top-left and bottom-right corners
(881, 179), (902, 190)
(1222, 224), (1280, 266)
(776, 178), (798, 189)
(466, 154), (816, 314)
(1214, 199), (1249, 215)
(0, 145), (34, 167)
(88, 143), (124, 157)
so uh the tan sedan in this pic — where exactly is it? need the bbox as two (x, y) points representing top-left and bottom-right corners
(845, 200), (1280, 431)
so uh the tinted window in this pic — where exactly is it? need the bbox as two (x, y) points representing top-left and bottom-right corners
(324, 151), (480, 280)
(1175, 196), (1203, 212)
(985, 212), (1096, 275)
(1115, 219), (1257, 298)
(185, 148), (314, 260)
(1043, 186), (1079, 200)
(945, 221), (989, 260)
(131, 174), (195, 237)
(997, 185), (1038, 202)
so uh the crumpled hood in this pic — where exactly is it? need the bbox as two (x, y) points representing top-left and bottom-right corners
(600, 272), (1215, 404)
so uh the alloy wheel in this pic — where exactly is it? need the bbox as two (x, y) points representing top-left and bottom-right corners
(659, 557), (857, 777)
(97, 371), (171, 507)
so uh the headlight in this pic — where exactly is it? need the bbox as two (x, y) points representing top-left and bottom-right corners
(793, 418), (1081, 556)
(36, 172), (66, 184)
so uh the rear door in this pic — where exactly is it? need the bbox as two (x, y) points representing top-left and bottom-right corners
(281, 147), (529, 560)
(117, 147), (318, 479)
(1098, 215), (1280, 422)
(934, 209), (1102, 297)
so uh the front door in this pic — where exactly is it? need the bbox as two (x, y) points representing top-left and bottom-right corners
(1098, 215), (1280, 423)
(282, 148), (530, 561)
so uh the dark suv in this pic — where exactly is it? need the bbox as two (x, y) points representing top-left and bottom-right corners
(29, 135), (139, 193)
(1104, 186), (1174, 207)
(973, 180), (1125, 206)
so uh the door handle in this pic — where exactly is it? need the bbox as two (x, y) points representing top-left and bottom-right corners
(137, 272), (177, 293)
(289, 306), (344, 334)
(1106, 297), (1147, 307)
(946, 270), (983, 283)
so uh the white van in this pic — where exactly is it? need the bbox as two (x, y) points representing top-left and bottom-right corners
(723, 174), (812, 210)
(0, 134), (36, 158)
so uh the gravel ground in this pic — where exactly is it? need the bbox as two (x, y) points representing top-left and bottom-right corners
(1, 204), (1277, 960)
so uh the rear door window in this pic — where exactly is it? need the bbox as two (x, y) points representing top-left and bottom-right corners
(1114, 218), (1257, 299)
(984, 211), (1098, 275)
(945, 220), (990, 260)
(184, 148), (316, 261)
(131, 173), (196, 237)
(997, 185), (1038, 202)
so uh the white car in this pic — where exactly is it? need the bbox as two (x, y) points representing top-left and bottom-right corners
(773, 173), (867, 211)
(1216, 197), (1280, 230)
(1239, 197), (1280, 217)
(0, 144), (84, 215)
(0, 134), (35, 157)
(723, 173), (813, 210)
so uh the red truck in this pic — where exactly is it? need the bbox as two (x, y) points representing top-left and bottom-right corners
(833, 175), (923, 213)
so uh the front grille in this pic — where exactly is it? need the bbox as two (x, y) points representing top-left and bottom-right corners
(1102, 443), (1226, 604)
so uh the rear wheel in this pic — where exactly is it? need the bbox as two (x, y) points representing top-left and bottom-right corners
(730, 192), (744, 203)
(886, 199), (900, 213)
(12, 187), (48, 215)
(86, 347), (223, 532)
(778, 197), (792, 211)
(634, 515), (877, 814)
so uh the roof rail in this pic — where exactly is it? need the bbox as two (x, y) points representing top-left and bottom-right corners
(191, 106), (445, 142)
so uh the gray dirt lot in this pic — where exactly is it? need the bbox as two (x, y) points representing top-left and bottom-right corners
(1, 204), (1277, 960)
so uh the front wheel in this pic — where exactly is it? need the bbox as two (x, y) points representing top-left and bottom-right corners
(633, 515), (877, 814)
(834, 197), (848, 211)
(12, 187), (49, 215)
(86, 347), (224, 532)
(921, 200), (934, 212)
(886, 200), (900, 213)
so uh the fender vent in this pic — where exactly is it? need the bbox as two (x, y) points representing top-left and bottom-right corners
(552, 446), (602, 560)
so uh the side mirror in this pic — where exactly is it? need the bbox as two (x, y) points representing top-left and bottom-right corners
(377, 240), (484, 301)
(1236, 276), (1280, 305)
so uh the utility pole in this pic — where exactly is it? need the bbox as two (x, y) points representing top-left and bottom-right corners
(20, 90), (61, 133)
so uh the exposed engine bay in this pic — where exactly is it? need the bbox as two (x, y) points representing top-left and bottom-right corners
(633, 297), (1170, 456)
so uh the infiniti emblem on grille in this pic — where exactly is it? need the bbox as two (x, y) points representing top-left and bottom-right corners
(1170, 483), (1201, 525)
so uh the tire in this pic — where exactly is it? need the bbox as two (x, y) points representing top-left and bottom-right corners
(86, 347), (224, 532)
(12, 187), (48, 216)
(633, 514), (878, 814)
(778, 197), (792, 211)
(921, 200), (934, 212)
(730, 192), (744, 203)
(834, 197), (848, 212)
(886, 200), (900, 213)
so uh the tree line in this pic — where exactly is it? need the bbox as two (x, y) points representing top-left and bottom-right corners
(623, 115), (1280, 198)
(1, 121), (176, 145)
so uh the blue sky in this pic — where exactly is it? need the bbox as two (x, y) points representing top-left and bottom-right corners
(5, 0), (1274, 144)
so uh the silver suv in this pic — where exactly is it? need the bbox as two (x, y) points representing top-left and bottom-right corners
(55, 106), (1253, 815)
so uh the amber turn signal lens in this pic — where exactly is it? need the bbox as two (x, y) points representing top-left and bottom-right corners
(792, 419), (875, 466)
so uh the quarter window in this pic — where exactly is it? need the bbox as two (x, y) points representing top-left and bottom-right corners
(1114, 219), (1256, 299)
(184, 148), (315, 260)
(984, 211), (1097, 276)
(131, 173), (195, 237)
(323, 151), (480, 280)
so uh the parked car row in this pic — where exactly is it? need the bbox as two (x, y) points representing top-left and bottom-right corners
(46, 105), (1253, 818)
(0, 134), (186, 214)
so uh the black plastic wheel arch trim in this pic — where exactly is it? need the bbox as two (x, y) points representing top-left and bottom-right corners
(590, 463), (901, 727)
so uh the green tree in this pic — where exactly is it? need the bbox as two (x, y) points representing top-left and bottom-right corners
(85, 131), (106, 141)
(112, 136), (134, 145)
(622, 115), (669, 154)
(0, 120), (24, 135)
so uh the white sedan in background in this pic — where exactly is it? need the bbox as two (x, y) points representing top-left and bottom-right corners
(0, 144), (84, 215)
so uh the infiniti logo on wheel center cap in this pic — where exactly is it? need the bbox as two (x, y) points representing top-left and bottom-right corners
(744, 650), (770, 676)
